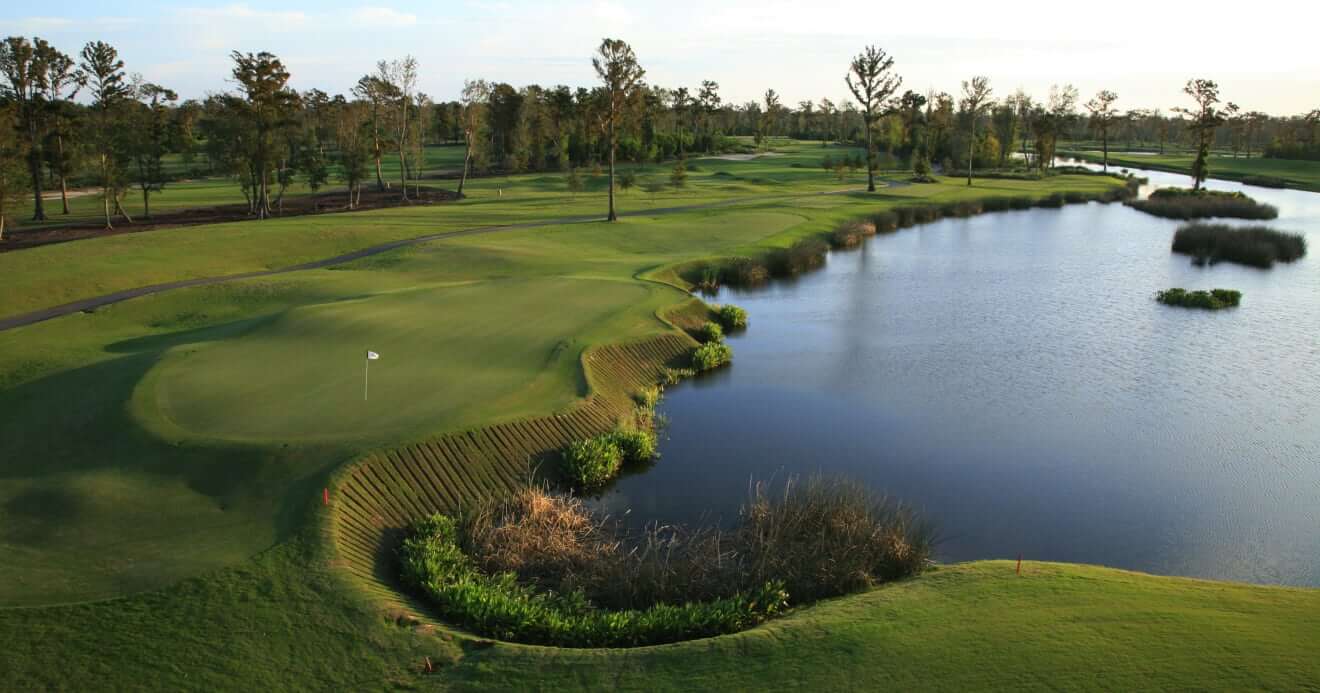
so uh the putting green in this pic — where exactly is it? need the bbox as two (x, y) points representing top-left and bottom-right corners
(141, 277), (656, 443)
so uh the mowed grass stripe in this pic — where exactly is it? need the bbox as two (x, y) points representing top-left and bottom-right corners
(435, 437), (486, 504)
(408, 444), (460, 511)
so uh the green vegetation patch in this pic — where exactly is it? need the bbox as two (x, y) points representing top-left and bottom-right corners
(1127, 188), (1278, 220)
(692, 341), (733, 371)
(1156, 288), (1242, 310)
(1171, 223), (1306, 268)
(716, 304), (749, 330)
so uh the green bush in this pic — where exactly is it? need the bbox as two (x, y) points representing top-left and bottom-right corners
(697, 321), (724, 343)
(1036, 193), (1066, 208)
(1156, 288), (1242, 310)
(716, 304), (748, 330)
(633, 385), (661, 410)
(1128, 188), (1278, 220)
(398, 513), (789, 648)
(1171, 223), (1306, 268)
(692, 341), (733, 371)
(609, 428), (657, 465)
(559, 436), (624, 489)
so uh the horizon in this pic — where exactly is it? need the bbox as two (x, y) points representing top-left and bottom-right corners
(3, 0), (1318, 115)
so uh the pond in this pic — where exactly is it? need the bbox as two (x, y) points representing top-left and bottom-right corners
(592, 162), (1320, 587)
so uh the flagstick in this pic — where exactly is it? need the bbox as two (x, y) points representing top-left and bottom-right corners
(364, 355), (369, 401)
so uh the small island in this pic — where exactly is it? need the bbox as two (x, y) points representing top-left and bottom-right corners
(1128, 188), (1279, 220)
(1156, 288), (1242, 310)
(1172, 223), (1307, 267)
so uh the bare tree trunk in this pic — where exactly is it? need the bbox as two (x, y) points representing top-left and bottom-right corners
(114, 192), (134, 223)
(457, 137), (472, 198)
(607, 121), (617, 221)
(28, 123), (46, 221)
(967, 122), (975, 186)
(1102, 129), (1109, 172)
(0, 213), (6, 241)
(397, 148), (408, 201)
(100, 157), (114, 230)
(57, 135), (70, 214)
(864, 114), (876, 192)
(143, 188), (150, 219)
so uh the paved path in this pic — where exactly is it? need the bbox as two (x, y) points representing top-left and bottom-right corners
(0, 190), (873, 332)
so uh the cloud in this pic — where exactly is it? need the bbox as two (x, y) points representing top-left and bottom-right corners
(350, 7), (419, 27)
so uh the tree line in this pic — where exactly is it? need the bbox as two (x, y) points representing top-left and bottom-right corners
(3, 34), (1318, 235)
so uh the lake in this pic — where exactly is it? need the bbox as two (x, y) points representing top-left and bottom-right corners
(592, 162), (1320, 587)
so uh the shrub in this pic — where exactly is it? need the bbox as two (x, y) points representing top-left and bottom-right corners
(716, 303), (748, 330)
(1128, 188), (1278, 220)
(696, 265), (721, 292)
(829, 220), (875, 249)
(1008, 196), (1035, 210)
(722, 257), (769, 286)
(691, 341), (733, 371)
(609, 428), (657, 465)
(559, 436), (623, 490)
(1171, 223), (1306, 268)
(697, 321), (724, 343)
(767, 237), (829, 276)
(1036, 193), (1066, 208)
(1241, 175), (1286, 189)
(871, 210), (899, 232)
(633, 385), (661, 411)
(1156, 288), (1242, 310)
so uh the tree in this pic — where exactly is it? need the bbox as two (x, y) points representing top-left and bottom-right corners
(669, 158), (687, 188)
(335, 101), (371, 208)
(991, 94), (1023, 169)
(0, 36), (62, 221)
(959, 76), (992, 185)
(845, 46), (902, 192)
(1173, 79), (1225, 191)
(230, 51), (301, 219)
(353, 74), (393, 192)
(1243, 111), (1268, 159)
(377, 55), (418, 200)
(44, 48), (82, 214)
(592, 38), (645, 222)
(1084, 89), (1119, 172)
(0, 102), (25, 240)
(79, 40), (132, 229)
(456, 79), (489, 198)
(129, 80), (178, 218)
(760, 89), (781, 144)
(566, 166), (583, 196)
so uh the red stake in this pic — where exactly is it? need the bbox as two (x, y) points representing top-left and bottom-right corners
(323, 488), (329, 506)
(1016, 553), (1022, 576)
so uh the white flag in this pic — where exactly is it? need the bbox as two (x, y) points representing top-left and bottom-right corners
(367, 350), (380, 360)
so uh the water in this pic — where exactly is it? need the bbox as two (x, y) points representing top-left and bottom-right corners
(594, 163), (1320, 586)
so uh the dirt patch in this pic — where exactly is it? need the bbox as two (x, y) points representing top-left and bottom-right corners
(1, 186), (459, 253)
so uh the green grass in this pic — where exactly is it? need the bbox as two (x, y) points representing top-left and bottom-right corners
(5, 142), (1308, 688)
(1063, 149), (1320, 192)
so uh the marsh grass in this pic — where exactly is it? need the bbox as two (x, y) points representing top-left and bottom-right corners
(1171, 223), (1306, 268)
(1156, 288), (1242, 310)
(696, 321), (724, 343)
(397, 477), (932, 646)
(1129, 188), (1279, 220)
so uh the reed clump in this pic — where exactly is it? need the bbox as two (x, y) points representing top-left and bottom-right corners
(1171, 223), (1306, 268)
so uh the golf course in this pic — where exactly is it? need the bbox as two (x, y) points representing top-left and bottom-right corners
(4, 14), (1320, 687)
(3, 141), (1320, 689)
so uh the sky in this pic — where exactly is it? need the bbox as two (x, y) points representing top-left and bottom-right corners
(3, 0), (1317, 115)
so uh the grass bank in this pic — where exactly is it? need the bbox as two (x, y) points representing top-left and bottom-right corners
(1062, 149), (1320, 192)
